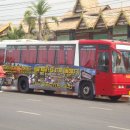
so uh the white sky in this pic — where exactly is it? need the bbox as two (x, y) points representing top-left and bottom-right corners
(0, 0), (130, 24)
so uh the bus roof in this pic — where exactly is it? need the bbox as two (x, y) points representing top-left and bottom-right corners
(79, 40), (130, 50)
(2, 39), (40, 42)
(0, 39), (130, 47)
(1, 40), (79, 46)
(79, 39), (130, 46)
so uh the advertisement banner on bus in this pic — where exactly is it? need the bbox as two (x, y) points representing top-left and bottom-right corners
(3, 64), (96, 93)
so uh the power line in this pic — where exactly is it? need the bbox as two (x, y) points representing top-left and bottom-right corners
(1, 9), (130, 23)
(0, 0), (129, 14)
(0, 0), (130, 22)
(0, 7), (71, 18)
(0, 0), (74, 8)
(0, 2), (73, 12)
(0, 0), (35, 7)
(0, 0), (8, 2)
(0, 0), (128, 13)
(0, 0), (126, 10)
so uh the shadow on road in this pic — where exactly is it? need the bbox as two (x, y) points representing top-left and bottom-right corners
(3, 89), (129, 104)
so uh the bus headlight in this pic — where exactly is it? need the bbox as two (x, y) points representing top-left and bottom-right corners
(112, 85), (125, 89)
(118, 85), (125, 89)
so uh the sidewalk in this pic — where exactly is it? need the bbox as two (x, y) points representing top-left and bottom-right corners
(1, 86), (18, 91)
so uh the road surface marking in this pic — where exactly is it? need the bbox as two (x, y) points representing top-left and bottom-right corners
(89, 107), (112, 111)
(17, 111), (40, 116)
(27, 99), (41, 102)
(108, 126), (130, 130)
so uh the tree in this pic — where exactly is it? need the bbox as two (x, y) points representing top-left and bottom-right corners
(7, 24), (25, 39)
(24, 10), (36, 34)
(42, 16), (59, 40)
(29, 0), (51, 40)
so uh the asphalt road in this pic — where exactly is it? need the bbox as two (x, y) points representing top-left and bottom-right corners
(0, 91), (130, 130)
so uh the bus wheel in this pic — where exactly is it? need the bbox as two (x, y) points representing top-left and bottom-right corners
(80, 82), (95, 100)
(109, 96), (121, 101)
(18, 77), (30, 93)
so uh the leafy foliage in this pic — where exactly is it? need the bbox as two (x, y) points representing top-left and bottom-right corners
(24, 10), (36, 34)
(7, 25), (25, 39)
(29, 0), (51, 40)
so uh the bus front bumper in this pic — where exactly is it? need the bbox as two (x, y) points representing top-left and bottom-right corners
(111, 84), (130, 96)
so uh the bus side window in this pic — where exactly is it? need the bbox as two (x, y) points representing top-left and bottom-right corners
(48, 46), (55, 65)
(56, 45), (65, 65)
(79, 45), (96, 68)
(0, 49), (5, 64)
(64, 45), (75, 65)
(97, 52), (109, 72)
(6, 46), (20, 64)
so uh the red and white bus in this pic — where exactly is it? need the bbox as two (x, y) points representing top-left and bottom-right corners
(1, 39), (130, 101)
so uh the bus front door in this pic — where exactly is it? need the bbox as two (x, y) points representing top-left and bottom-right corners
(95, 50), (111, 95)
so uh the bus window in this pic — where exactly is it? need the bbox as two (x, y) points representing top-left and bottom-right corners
(98, 44), (109, 50)
(6, 46), (20, 63)
(79, 45), (96, 68)
(37, 46), (47, 64)
(21, 46), (37, 64)
(21, 46), (29, 63)
(28, 46), (37, 64)
(122, 51), (130, 72)
(56, 45), (65, 65)
(112, 51), (126, 73)
(64, 45), (75, 65)
(37, 44), (75, 65)
(97, 52), (109, 72)
(0, 49), (5, 64)
(48, 45), (55, 65)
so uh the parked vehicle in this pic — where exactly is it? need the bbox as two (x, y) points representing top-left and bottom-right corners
(1, 39), (130, 101)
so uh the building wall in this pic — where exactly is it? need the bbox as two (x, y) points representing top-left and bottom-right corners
(56, 31), (75, 41)
(56, 26), (130, 41)
(57, 34), (70, 41)
(92, 30), (108, 39)
(112, 25), (128, 41)
(76, 32), (89, 40)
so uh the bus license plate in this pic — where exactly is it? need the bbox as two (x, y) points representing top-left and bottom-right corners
(129, 91), (130, 95)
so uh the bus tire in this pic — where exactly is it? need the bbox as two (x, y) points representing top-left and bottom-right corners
(18, 77), (30, 93)
(109, 95), (121, 101)
(79, 81), (95, 100)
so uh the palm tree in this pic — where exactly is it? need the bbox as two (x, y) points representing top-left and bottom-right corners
(24, 10), (36, 34)
(29, 0), (51, 40)
(42, 17), (59, 40)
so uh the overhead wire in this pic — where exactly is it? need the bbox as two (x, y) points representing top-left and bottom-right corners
(0, 0), (74, 8)
(0, 0), (130, 22)
(0, 0), (128, 11)
(0, 0), (128, 12)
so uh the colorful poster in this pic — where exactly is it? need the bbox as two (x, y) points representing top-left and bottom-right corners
(3, 64), (96, 93)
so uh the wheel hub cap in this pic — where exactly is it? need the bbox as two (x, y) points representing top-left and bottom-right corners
(83, 86), (90, 95)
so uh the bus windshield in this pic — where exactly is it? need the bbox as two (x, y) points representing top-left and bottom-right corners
(112, 51), (130, 73)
